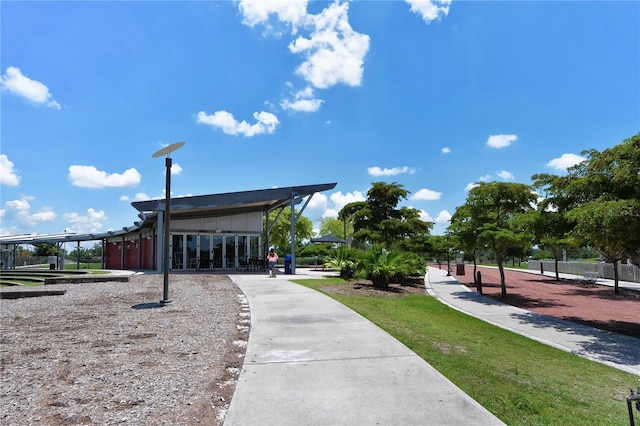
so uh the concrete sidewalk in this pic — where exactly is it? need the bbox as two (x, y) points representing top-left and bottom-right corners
(426, 266), (640, 376)
(225, 270), (504, 426)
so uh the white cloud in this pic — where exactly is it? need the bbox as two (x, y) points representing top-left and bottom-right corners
(68, 165), (141, 188)
(171, 163), (183, 176)
(1, 66), (61, 109)
(288, 1), (370, 89)
(1, 196), (56, 227)
(197, 110), (279, 137)
(232, 1), (374, 133)
(410, 188), (442, 201)
(496, 170), (514, 180)
(405, 0), (452, 24)
(465, 182), (478, 192)
(0, 154), (20, 186)
(239, 0), (309, 33)
(302, 190), (365, 223)
(441, 147), (451, 154)
(368, 166), (416, 177)
(330, 190), (365, 212)
(465, 175), (491, 191)
(487, 134), (517, 149)
(546, 153), (586, 171)
(119, 192), (151, 202)
(304, 193), (328, 219)
(63, 208), (107, 234)
(435, 210), (451, 223)
(280, 86), (324, 112)
(418, 209), (433, 222)
(31, 211), (57, 222)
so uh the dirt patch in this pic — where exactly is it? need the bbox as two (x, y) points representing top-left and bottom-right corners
(319, 279), (427, 298)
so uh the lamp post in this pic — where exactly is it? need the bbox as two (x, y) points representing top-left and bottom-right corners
(445, 234), (451, 276)
(152, 141), (185, 304)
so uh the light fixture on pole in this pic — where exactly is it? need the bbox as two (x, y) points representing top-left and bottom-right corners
(152, 141), (185, 304)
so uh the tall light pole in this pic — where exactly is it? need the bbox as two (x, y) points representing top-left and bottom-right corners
(152, 141), (185, 304)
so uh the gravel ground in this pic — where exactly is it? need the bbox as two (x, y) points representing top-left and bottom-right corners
(0, 273), (248, 425)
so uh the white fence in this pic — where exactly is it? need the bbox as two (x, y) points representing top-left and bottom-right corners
(528, 260), (640, 283)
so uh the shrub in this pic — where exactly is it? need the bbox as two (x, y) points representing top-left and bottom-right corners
(391, 251), (426, 283)
(324, 246), (359, 279)
(356, 246), (419, 288)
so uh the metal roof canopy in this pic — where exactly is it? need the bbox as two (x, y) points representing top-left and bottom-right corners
(132, 183), (337, 219)
(0, 232), (100, 245)
(311, 234), (346, 244)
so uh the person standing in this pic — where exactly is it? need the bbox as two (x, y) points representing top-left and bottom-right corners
(267, 248), (279, 278)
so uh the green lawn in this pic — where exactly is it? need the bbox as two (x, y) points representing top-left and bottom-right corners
(293, 278), (639, 426)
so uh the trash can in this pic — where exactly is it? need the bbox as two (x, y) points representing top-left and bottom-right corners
(48, 256), (57, 270)
(456, 263), (465, 275)
(284, 254), (292, 274)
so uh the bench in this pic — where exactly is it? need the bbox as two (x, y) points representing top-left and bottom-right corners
(579, 271), (599, 283)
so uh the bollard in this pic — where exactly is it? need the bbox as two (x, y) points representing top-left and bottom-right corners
(476, 271), (483, 294)
(540, 263), (544, 275)
(628, 387), (640, 426)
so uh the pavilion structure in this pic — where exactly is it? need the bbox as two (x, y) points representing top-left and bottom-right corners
(0, 183), (337, 275)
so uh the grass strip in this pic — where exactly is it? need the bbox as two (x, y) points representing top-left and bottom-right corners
(293, 278), (639, 426)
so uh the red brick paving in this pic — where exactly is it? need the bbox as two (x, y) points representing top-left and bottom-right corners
(449, 265), (640, 338)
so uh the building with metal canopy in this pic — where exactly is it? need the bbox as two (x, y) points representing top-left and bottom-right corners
(0, 183), (337, 274)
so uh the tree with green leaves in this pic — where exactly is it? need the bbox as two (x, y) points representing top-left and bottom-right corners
(264, 207), (314, 255)
(567, 200), (637, 290)
(339, 182), (432, 248)
(318, 217), (353, 241)
(524, 204), (576, 281)
(33, 243), (58, 257)
(532, 133), (640, 292)
(427, 235), (452, 269)
(298, 243), (331, 258)
(449, 204), (483, 282)
(450, 182), (537, 297)
(70, 247), (95, 264)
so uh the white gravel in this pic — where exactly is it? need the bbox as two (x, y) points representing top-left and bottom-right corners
(0, 273), (248, 425)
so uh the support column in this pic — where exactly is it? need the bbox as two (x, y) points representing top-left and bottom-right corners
(157, 211), (164, 272)
(290, 192), (296, 275)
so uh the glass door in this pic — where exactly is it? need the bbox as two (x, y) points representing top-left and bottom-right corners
(237, 235), (247, 269)
(250, 235), (260, 260)
(225, 235), (236, 269)
(186, 234), (198, 269)
(212, 235), (223, 269)
(171, 234), (184, 270)
(250, 235), (261, 270)
(199, 235), (211, 270)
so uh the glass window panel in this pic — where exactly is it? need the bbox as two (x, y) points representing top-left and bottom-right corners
(212, 235), (223, 268)
(199, 235), (211, 262)
(250, 236), (260, 260)
(187, 234), (198, 269)
(225, 235), (236, 269)
(172, 234), (184, 269)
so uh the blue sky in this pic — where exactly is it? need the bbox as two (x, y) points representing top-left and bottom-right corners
(1, 0), (639, 241)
